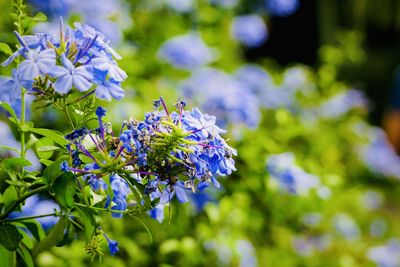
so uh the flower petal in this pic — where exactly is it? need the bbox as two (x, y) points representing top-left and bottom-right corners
(73, 75), (92, 92)
(53, 75), (73, 94)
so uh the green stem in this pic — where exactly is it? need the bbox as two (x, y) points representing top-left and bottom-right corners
(74, 202), (128, 214)
(0, 185), (48, 220)
(2, 212), (58, 222)
(20, 88), (26, 159)
(64, 96), (75, 129)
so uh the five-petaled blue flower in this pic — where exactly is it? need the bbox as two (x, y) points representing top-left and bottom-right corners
(92, 69), (124, 101)
(17, 48), (56, 81)
(50, 54), (93, 94)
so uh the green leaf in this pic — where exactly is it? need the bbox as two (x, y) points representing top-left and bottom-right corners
(42, 159), (65, 186)
(35, 137), (58, 159)
(19, 220), (45, 242)
(0, 42), (12, 55)
(2, 186), (17, 210)
(28, 128), (68, 147)
(52, 173), (76, 208)
(2, 158), (32, 172)
(32, 216), (67, 255)
(0, 224), (23, 251)
(30, 12), (47, 22)
(0, 102), (18, 122)
(75, 206), (96, 242)
(0, 146), (20, 154)
(39, 159), (54, 167)
(17, 245), (34, 267)
(0, 244), (15, 267)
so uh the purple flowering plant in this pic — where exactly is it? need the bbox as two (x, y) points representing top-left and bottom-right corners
(0, 2), (236, 264)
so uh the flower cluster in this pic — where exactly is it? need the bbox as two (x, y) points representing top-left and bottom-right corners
(1, 19), (127, 108)
(61, 98), (236, 222)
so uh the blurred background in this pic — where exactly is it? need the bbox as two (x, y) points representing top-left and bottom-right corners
(2, 0), (400, 266)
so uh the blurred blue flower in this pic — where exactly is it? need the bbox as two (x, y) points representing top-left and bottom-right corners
(236, 240), (257, 267)
(265, 0), (300, 17)
(0, 121), (41, 171)
(318, 89), (368, 119)
(158, 32), (214, 70)
(31, 0), (132, 45)
(266, 152), (321, 195)
(28, 0), (69, 17)
(181, 68), (261, 128)
(368, 239), (400, 267)
(231, 15), (268, 48)
(370, 219), (387, 238)
(333, 213), (360, 241)
(292, 234), (331, 256)
(357, 126), (400, 178)
(9, 195), (59, 230)
(360, 190), (383, 211)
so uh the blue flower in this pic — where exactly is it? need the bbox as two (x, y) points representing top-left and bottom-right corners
(108, 174), (130, 218)
(333, 213), (360, 240)
(158, 32), (213, 70)
(317, 89), (367, 119)
(74, 22), (121, 60)
(265, 0), (300, 17)
(91, 51), (127, 82)
(231, 15), (268, 48)
(95, 106), (106, 118)
(92, 69), (125, 101)
(266, 152), (321, 195)
(149, 204), (165, 223)
(103, 233), (119, 255)
(368, 239), (400, 267)
(50, 54), (93, 94)
(0, 70), (32, 103)
(17, 48), (56, 81)
(358, 126), (400, 178)
(28, 0), (69, 18)
(60, 161), (69, 172)
(235, 64), (273, 96)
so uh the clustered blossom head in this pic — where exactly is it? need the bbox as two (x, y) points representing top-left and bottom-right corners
(1, 18), (127, 107)
(61, 98), (236, 222)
